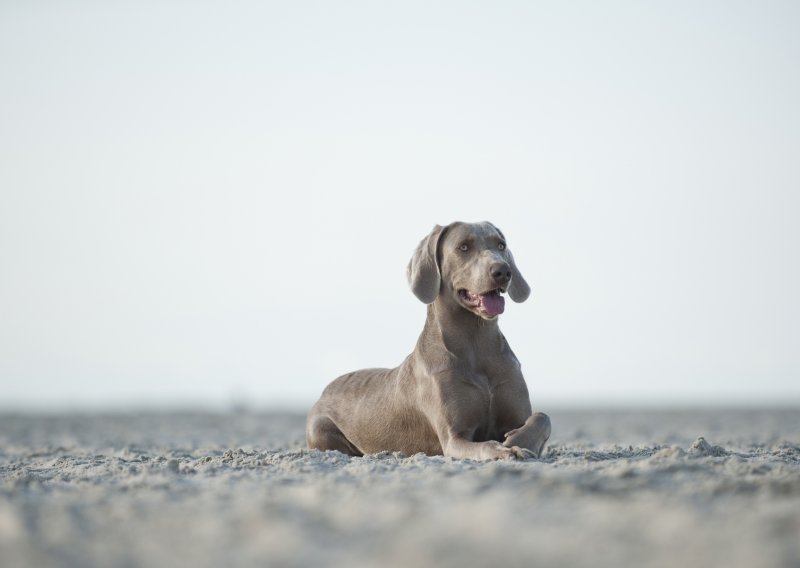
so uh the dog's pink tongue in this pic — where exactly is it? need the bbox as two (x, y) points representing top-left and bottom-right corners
(480, 293), (505, 316)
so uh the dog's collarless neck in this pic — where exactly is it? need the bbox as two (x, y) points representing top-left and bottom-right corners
(425, 299), (500, 339)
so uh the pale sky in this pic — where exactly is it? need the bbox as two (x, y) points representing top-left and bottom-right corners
(1, 1), (799, 411)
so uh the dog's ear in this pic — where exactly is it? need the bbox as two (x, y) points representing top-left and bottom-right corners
(506, 249), (531, 303)
(486, 222), (531, 303)
(406, 224), (447, 304)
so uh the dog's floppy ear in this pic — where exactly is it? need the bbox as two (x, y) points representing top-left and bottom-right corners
(406, 224), (447, 304)
(486, 222), (531, 303)
(506, 249), (531, 303)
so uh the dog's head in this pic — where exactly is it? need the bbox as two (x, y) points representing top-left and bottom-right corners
(406, 221), (530, 319)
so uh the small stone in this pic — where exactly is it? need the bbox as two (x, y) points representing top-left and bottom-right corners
(689, 437), (727, 457)
(690, 437), (712, 454)
(166, 459), (179, 473)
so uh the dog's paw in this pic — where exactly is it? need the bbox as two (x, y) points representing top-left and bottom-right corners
(502, 412), (551, 459)
(494, 444), (536, 461)
(481, 441), (519, 461)
(511, 447), (538, 460)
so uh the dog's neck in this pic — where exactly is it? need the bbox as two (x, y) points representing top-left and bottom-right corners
(423, 295), (501, 348)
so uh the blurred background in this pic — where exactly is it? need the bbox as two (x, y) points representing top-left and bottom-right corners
(1, 1), (798, 412)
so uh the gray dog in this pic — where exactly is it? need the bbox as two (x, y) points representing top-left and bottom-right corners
(307, 221), (551, 460)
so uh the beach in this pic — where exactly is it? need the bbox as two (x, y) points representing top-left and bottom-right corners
(1, 408), (799, 567)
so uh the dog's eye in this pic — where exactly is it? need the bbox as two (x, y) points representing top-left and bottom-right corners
(498, 242), (506, 251)
(458, 243), (469, 252)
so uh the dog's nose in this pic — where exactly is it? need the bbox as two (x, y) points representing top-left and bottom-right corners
(489, 262), (512, 285)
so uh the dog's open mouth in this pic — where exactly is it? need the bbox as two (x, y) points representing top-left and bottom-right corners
(458, 288), (506, 318)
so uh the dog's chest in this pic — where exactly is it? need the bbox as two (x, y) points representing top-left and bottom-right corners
(464, 370), (511, 409)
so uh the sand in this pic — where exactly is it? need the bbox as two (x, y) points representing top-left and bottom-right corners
(1, 408), (799, 568)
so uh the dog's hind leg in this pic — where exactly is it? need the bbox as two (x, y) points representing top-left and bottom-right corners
(306, 414), (363, 457)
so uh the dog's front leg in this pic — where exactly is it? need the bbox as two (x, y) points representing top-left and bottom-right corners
(502, 412), (551, 458)
(442, 436), (529, 461)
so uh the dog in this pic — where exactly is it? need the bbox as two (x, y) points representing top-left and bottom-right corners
(307, 221), (550, 460)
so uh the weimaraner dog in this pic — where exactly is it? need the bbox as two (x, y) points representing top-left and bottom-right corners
(307, 221), (551, 460)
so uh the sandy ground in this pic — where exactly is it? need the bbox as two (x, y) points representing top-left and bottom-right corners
(1, 408), (799, 568)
